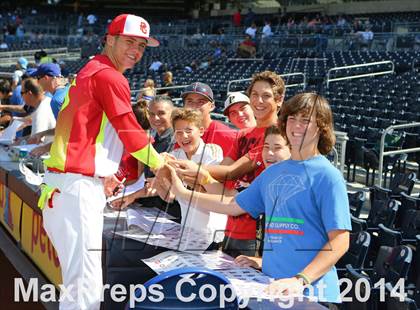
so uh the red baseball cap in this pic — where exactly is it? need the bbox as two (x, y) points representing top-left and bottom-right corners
(107, 14), (159, 47)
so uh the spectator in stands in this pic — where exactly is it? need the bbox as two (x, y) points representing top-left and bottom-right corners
(157, 71), (174, 97)
(245, 22), (257, 39)
(262, 20), (273, 39)
(34, 50), (53, 65)
(223, 92), (256, 129)
(12, 57), (28, 89)
(308, 14), (321, 29)
(137, 78), (156, 102)
(40, 14), (163, 310)
(287, 17), (295, 29)
(149, 57), (163, 72)
(87, 13), (97, 25)
(16, 23), (24, 41)
(138, 87), (155, 104)
(20, 78), (56, 135)
(237, 34), (256, 58)
(77, 12), (84, 29)
(182, 82), (237, 157)
(357, 27), (374, 49)
(199, 56), (212, 69)
(185, 60), (198, 72)
(0, 70), (35, 117)
(86, 13), (97, 33)
(32, 63), (68, 119)
(337, 15), (347, 28)
(144, 78), (155, 90)
(0, 79), (13, 127)
(244, 7), (255, 27)
(58, 60), (69, 77)
(233, 9), (241, 27)
(213, 43), (225, 58)
(166, 93), (350, 305)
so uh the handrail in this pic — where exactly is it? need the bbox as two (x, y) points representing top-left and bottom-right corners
(131, 84), (190, 95)
(377, 122), (420, 187)
(227, 72), (306, 94)
(326, 60), (395, 88)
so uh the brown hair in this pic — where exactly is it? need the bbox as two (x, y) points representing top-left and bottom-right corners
(22, 78), (43, 96)
(171, 108), (203, 129)
(264, 125), (284, 140)
(133, 100), (151, 130)
(247, 71), (285, 100)
(279, 92), (335, 155)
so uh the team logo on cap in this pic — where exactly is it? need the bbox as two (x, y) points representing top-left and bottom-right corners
(140, 22), (148, 34)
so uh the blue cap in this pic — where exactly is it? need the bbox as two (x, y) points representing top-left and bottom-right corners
(31, 63), (62, 78)
(17, 57), (28, 69)
(26, 68), (37, 76)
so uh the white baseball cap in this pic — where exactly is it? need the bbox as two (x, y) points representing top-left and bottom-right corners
(107, 14), (159, 47)
(223, 92), (250, 116)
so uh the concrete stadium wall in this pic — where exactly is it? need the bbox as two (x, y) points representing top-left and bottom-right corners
(287, 0), (420, 15)
(211, 0), (420, 16)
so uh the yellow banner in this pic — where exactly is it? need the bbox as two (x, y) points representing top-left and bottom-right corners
(21, 204), (62, 286)
(0, 183), (21, 241)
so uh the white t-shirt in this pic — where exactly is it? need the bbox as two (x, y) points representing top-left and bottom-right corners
(262, 24), (273, 38)
(87, 14), (97, 25)
(30, 96), (56, 136)
(149, 61), (162, 71)
(170, 139), (227, 242)
(245, 27), (257, 38)
(359, 30), (373, 42)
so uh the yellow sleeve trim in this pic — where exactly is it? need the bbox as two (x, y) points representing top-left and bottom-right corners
(131, 143), (163, 169)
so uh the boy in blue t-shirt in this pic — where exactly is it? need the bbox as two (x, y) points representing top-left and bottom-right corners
(165, 92), (351, 304)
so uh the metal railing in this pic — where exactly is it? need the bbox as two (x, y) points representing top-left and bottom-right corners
(227, 72), (306, 94)
(326, 60), (395, 88)
(131, 85), (190, 95)
(377, 122), (420, 187)
(334, 131), (349, 176)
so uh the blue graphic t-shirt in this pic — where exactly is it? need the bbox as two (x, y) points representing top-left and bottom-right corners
(236, 155), (351, 303)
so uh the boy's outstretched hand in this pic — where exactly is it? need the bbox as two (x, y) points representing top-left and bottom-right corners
(161, 164), (189, 197)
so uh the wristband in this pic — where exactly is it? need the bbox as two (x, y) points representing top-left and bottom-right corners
(201, 170), (212, 185)
(295, 272), (311, 285)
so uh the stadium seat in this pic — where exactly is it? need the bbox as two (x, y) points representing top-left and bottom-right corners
(351, 214), (368, 233)
(385, 282), (418, 310)
(348, 191), (366, 218)
(336, 231), (371, 276)
(345, 245), (413, 310)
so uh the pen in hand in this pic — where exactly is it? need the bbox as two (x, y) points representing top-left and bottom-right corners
(113, 177), (126, 196)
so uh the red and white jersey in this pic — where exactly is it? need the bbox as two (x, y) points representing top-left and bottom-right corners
(45, 55), (159, 177)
